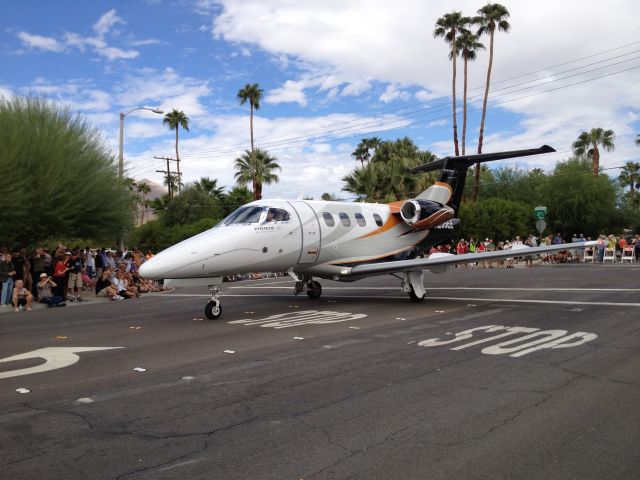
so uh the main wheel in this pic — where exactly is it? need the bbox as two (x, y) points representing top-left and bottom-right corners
(409, 286), (425, 303)
(205, 300), (222, 320)
(306, 281), (322, 299)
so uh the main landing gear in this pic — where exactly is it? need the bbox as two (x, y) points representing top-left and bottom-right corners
(401, 270), (426, 302)
(205, 284), (222, 320)
(294, 275), (323, 299)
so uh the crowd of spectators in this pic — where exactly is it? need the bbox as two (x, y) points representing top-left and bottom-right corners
(0, 245), (163, 312)
(434, 233), (640, 267)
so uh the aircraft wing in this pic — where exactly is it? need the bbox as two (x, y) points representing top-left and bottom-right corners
(347, 241), (597, 277)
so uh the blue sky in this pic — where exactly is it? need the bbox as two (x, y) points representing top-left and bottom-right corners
(2, 0), (640, 198)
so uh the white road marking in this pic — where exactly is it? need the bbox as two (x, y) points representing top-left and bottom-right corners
(229, 310), (367, 329)
(76, 397), (94, 404)
(156, 293), (640, 307)
(15, 388), (30, 394)
(419, 325), (597, 357)
(223, 350), (236, 354)
(0, 347), (124, 379)
(132, 367), (147, 372)
(232, 286), (640, 292)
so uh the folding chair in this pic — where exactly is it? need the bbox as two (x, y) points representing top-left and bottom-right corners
(603, 248), (616, 263)
(621, 246), (636, 263)
(583, 247), (595, 263)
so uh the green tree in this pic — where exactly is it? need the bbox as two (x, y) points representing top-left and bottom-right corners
(351, 137), (382, 167)
(223, 185), (253, 215)
(544, 157), (619, 236)
(434, 11), (470, 157)
(571, 127), (615, 177)
(0, 96), (132, 247)
(237, 83), (264, 156)
(342, 138), (438, 202)
(454, 30), (484, 157)
(193, 176), (225, 199)
(160, 184), (224, 226)
(618, 161), (640, 207)
(162, 109), (189, 194)
(460, 198), (532, 241)
(234, 148), (280, 200)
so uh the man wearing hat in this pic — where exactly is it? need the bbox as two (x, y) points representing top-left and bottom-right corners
(37, 273), (65, 307)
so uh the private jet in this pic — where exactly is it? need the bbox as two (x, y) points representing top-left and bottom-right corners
(139, 145), (593, 319)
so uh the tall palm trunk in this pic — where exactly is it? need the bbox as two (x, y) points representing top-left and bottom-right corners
(473, 30), (495, 201)
(174, 127), (181, 194)
(477, 30), (494, 155)
(250, 102), (256, 199)
(461, 54), (469, 155)
(592, 145), (600, 177)
(451, 35), (460, 157)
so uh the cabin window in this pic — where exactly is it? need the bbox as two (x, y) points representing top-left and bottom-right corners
(373, 213), (384, 227)
(265, 207), (290, 223)
(322, 212), (335, 227)
(223, 206), (263, 225)
(355, 212), (366, 227)
(339, 212), (351, 227)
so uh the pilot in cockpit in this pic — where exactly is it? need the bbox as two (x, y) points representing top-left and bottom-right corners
(264, 207), (289, 223)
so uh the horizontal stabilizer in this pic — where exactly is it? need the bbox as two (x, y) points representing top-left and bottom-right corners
(409, 145), (556, 174)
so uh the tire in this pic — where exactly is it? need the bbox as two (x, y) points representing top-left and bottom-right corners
(409, 287), (425, 303)
(306, 281), (322, 299)
(205, 300), (222, 320)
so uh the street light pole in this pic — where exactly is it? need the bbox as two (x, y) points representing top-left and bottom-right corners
(118, 106), (164, 179)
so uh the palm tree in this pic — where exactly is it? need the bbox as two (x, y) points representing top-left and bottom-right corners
(136, 182), (151, 224)
(454, 31), (484, 157)
(619, 161), (640, 207)
(351, 137), (382, 167)
(475, 4), (510, 155)
(163, 173), (182, 197)
(162, 109), (190, 194)
(571, 128), (615, 176)
(434, 11), (470, 157)
(194, 177), (225, 198)
(237, 83), (264, 155)
(234, 148), (280, 200)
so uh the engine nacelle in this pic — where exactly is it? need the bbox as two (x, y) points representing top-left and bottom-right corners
(400, 199), (454, 230)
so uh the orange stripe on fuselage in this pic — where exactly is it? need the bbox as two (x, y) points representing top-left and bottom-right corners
(357, 208), (404, 240)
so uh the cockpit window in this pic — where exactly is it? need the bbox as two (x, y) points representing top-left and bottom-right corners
(264, 208), (291, 223)
(223, 206), (263, 225)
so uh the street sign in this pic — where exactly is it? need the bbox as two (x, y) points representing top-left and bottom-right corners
(534, 206), (547, 220)
(536, 219), (546, 235)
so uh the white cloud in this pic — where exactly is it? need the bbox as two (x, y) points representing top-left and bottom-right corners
(0, 85), (14, 99)
(415, 89), (439, 102)
(93, 9), (125, 37)
(265, 80), (308, 106)
(130, 38), (161, 46)
(379, 84), (409, 103)
(17, 32), (64, 52)
(97, 46), (140, 60)
(341, 80), (371, 97)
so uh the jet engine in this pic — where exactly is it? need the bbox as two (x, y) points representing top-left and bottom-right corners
(399, 199), (454, 230)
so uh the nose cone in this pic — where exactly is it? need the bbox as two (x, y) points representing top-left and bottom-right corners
(138, 256), (166, 280)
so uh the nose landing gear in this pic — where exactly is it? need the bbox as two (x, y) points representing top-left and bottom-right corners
(293, 275), (323, 299)
(205, 284), (222, 320)
(401, 270), (426, 302)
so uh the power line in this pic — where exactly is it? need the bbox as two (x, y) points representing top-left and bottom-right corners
(176, 47), (640, 159)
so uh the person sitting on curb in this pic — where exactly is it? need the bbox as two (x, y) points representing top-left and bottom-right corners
(95, 268), (123, 300)
(37, 273), (66, 307)
(12, 279), (33, 312)
(111, 270), (137, 299)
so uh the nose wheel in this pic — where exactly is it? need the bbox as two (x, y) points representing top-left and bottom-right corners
(293, 275), (323, 299)
(205, 285), (223, 320)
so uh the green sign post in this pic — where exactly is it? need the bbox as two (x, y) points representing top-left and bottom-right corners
(534, 206), (547, 220)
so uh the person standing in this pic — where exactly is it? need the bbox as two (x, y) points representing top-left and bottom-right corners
(30, 248), (46, 298)
(52, 255), (68, 299)
(85, 247), (96, 279)
(1, 254), (16, 306)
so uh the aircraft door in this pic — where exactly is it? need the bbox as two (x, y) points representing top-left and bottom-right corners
(288, 201), (321, 264)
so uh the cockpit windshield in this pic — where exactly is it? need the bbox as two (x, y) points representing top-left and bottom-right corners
(222, 206), (263, 225)
(220, 206), (292, 226)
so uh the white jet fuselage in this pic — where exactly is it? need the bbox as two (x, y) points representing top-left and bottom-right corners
(138, 199), (430, 281)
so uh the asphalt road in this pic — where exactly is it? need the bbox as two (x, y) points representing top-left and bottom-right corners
(1, 264), (639, 479)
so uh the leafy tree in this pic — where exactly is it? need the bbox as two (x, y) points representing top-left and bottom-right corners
(473, 3), (510, 200)
(476, 166), (547, 205)
(342, 138), (437, 202)
(160, 184), (224, 226)
(136, 182), (151, 224)
(351, 137), (382, 167)
(0, 96), (132, 247)
(544, 157), (619, 236)
(321, 192), (343, 201)
(162, 109), (189, 193)
(223, 185), (253, 215)
(434, 11), (470, 157)
(618, 161), (640, 207)
(234, 148), (280, 200)
(460, 198), (532, 241)
(193, 176), (225, 199)
(571, 127), (615, 176)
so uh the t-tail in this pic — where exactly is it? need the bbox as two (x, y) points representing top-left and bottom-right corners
(398, 145), (555, 230)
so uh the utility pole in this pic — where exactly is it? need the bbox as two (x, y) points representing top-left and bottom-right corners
(154, 156), (181, 198)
